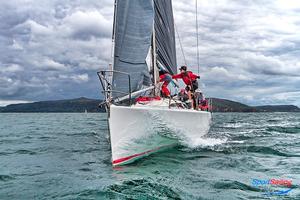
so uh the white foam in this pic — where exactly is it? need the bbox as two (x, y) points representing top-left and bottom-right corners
(222, 122), (249, 128)
(229, 140), (244, 144)
(186, 137), (228, 148)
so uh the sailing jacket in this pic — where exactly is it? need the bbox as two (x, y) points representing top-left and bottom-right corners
(159, 74), (172, 97)
(172, 71), (200, 85)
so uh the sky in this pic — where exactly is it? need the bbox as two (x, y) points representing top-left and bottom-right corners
(0, 0), (300, 107)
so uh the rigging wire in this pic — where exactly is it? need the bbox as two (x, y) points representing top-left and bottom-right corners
(195, 0), (200, 75)
(174, 23), (187, 66)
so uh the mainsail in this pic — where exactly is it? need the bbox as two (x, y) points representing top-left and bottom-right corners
(112, 0), (177, 98)
(154, 0), (177, 75)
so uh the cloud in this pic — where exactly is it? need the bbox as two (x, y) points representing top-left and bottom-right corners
(62, 10), (111, 40)
(0, 0), (114, 103)
(0, 100), (32, 107)
(11, 40), (24, 50)
(202, 66), (252, 83)
(0, 64), (23, 73)
(172, 0), (300, 106)
(25, 20), (54, 36)
(35, 58), (68, 71)
(71, 73), (89, 83)
(0, 0), (299, 107)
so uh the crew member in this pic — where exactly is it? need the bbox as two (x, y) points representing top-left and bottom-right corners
(172, 66), (200, 108)
(178, 89), (189, 102)
(159, 70), (172, 97)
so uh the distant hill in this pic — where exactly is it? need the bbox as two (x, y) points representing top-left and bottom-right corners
(0, 97), (299, 113)
(0, 97), (105, 113)
(209, 98), (300, 112)
(254, 105), (300, 112)
(208, 98), (257, 112)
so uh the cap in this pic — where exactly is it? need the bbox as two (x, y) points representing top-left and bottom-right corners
(159, 69), (168, 76)
(179, 66), (187, 71)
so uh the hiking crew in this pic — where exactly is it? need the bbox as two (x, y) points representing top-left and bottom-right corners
(172, 66), (200, 109)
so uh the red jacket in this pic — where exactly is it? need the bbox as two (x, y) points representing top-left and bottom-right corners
(172, 71), (199, 85)
(159, 74), (171, 96)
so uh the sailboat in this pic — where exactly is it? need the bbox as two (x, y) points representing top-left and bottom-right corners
(98, 0), (212, 166)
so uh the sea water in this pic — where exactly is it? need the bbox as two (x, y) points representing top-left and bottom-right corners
(0, 112), (299, 199)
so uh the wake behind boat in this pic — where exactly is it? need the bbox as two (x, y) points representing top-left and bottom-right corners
(98, 0), (212, 166)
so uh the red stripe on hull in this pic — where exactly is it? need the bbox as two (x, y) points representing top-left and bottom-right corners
(112, 143), (178, 166)
(112, 148), (158, 165)
(112, 143), (176, 165)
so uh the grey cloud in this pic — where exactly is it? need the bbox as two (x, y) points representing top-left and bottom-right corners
(0, 0), (300, 106)
(62, 10), (112, 40)
(0, 0), (114, 102)
(173, 0), (300, 106)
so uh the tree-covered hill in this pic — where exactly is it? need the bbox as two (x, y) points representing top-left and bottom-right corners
(0, 97), (299, 113)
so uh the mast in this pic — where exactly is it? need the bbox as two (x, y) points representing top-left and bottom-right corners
(151, 23), (159, 95)
(107, 0), (118, 102)
(111, 0), (117, 71)
(151, 0), (177, 95)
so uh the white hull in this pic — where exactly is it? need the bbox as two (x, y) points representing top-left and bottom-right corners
(108, 100), (212, 165)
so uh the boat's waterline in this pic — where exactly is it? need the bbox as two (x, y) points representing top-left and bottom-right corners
(108, 104), (212, 165)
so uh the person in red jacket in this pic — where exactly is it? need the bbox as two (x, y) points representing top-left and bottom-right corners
(159, 70), (172, 97)
(172, 66), (200, 108)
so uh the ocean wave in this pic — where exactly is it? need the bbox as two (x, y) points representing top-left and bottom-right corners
(266, 126), (300, 134)
(181, 143), (300, 158)
(213, 180), (259, 192)
(231, 135), (255, 142)
(211, 156), (263, 171)
(78, 168), (92, 172)
(71, 147), (100, 154)
(246, 146), (300, 157)
(86, 121), (98, 125)
(266, 119), (281, 123)
(54, 189), (107, 200)
(106, 178), (181, 200)
(66, 131), (100, 137)
(14, 149), (37, 155)
(0, 174), (15, 182)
